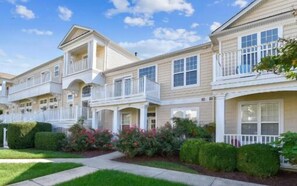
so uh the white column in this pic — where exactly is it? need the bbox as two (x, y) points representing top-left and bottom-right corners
(63, 52), (69, 76)
(1, 80), (7, 96)
(92, 109), (97, 129)
(139, 104), (148, 130)
(212, 54), (217, 82)
(88, 40), (97, 69)
(216, 95), (225, 142)
(112, 108), (120, 134)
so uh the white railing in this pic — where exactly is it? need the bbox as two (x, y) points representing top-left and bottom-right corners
(10, 75), (52, 94)
(91, 77), (160, 103)
(0, 106), (81, 123)
(224, 134), (279, 146)
(215, 41), (281, 79)
(67, 58), (90, 75)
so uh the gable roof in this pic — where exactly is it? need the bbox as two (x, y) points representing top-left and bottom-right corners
(58, 25), (93, 48)
(0, 72), (15, 80)
(211, 0), (262, 34)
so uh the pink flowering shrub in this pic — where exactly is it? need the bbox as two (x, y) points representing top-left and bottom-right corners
(94, 129), (113, 150)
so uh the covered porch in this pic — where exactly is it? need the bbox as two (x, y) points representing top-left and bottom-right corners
(91, 103), (158, 134)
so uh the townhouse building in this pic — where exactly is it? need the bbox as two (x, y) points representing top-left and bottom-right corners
(0, 0), (297, 147)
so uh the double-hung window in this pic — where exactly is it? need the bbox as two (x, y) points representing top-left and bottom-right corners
(173, 56), (199, 88)
(240, 101), (281, 136)
(139, 66), (156, 92)
(54, 66), (59, 77)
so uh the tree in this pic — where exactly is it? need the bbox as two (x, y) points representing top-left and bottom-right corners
(254, 39), (297, 79)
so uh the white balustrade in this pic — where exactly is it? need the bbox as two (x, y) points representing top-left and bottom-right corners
(67, 58), (90, 75)
(215, 41), (281, 79)
(224, 134), (279, 146)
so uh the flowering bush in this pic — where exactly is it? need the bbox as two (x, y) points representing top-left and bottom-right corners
(94, 129), (113, 150)
(115, 125), (183, 158)
(63, 127), (95, 152)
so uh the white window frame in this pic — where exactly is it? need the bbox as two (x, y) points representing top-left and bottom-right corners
(81, 85), (92, 100)
(171, 107), (200, 124)
(237, 99), (284, 135)
(54, 65), (60, 77)
(121, 112), (132, 128)
(67, 93), (74, 103)
(112, 75), (133, 98)
(171, 55), (200, 89)
(40, 70), (51, 83)
(137, 65), (158, 82)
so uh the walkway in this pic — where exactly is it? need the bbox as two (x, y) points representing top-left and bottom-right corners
(4, 152), (263, 186)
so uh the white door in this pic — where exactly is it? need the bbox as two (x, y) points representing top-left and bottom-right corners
(114, 77), (132, 97)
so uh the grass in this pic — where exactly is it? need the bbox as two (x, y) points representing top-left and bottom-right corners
(57, 170), (186, 186)
(137, 161), (198, 174)
(0, 163), (82, 186)
(0, 149), (82, 159)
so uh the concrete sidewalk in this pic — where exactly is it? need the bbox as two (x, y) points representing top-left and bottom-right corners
(7, 152), (264, 186)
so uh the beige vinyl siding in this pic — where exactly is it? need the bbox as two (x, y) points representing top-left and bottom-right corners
(157, 102), (214, 127)
(225, 92), (297, 134)
(64, 28), (89, 43)
(283, 22), (297, 38)
(106, 46), (136, 70)
(231, 0), (297, 28)
(221, 38), (238, 53)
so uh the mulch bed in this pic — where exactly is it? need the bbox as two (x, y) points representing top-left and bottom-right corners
(71, 150), (115, 158)
(115, 155), (297, 186)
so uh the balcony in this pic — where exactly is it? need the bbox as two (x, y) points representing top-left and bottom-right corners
(8, 76), (62, 102)
(91, 77), (161, 106)
(67, 58), (90, 75)
(0, 91), (8, 105)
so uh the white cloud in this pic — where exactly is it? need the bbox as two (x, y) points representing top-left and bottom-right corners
(22, 29), (53, 36)
(232, 0), (248, 8)
(15, 5), (35, 19)
(124, 16), (154, 27)
(191, 22), (199, 29)
(0, 49), (7, 57)
(120, 27), (201, 59)
(107, 0), (194, 26)
(210, 21), (221, 32)
(58, 6), (73, 21)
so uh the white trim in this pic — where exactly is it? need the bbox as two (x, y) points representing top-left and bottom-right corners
(40, 70), (51, 83)
(112, 74), (133, 98)
(237, 99), (284, 135)
(67, 93), (74, 103)
(59, 25), (93, 48)
(54, 65), (60, 77)
(171, 54), (200, 90)
(81, 84), (92, 100)
(161, 96), (212, 105)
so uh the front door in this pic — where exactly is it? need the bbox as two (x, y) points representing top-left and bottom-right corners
(147, 112), (156, 130)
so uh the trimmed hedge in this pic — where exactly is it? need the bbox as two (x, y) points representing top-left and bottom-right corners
(7, 122), (52, 149)
(237, 144), (280, 177)
(199, 143), (237, 172)
(180, 139), (206, 164)
(35, 132), (66, 151)
(0, 124), (8, 147)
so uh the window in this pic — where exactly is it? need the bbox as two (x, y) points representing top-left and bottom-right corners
(260, 28), (279, 57)
(171, 108), (199, 123)
(173, 56), (199, 88)
(41, 71), (51, 83)
(240, 101), (281, 135)
(54, 65), (59, 77)
(49, 97), (57, 103)
(82, 85), (91, 97)
(139, 66), (156, 81)
(40, 99), (47, 104)
(114, 77), (132, 97)
(67, 94), (74, 102)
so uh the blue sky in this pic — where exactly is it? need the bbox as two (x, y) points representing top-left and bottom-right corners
(0, 0), (252, 75)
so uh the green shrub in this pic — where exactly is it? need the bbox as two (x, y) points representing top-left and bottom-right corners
(0, 124), (8, 147)
(35, 132), (66, 151)
(180, 139), (206, 164)
(274, 132), (297, 165)
(7, 122), (52, 149)
(237, 144), (280, 177)
(173, 118), (211, 140)
(199, 143), (237, 172)
(94, 129), (113, 150)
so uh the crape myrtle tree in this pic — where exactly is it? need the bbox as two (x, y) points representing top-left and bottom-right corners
(254, 38), (297, 79)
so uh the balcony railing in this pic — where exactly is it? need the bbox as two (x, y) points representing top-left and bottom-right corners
(0, 106), (81, 123)
(214, 42), (281, 80)
(224, 134), (279, 146)
(91, 77), (160, 105)
(67, 58), (90, 75)
(10, 75), (52, 94)
(0, 91), (8, 104)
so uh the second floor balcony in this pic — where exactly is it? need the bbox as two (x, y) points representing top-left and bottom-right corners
(8, 75), (62, 102)
(91, 77), (161, 106)
(0, 91), (8, 105)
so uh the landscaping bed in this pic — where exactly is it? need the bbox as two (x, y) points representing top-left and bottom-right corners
(71, 149), (114, 158)
(0, 163), (82, 186)
(57, 170), (186, 186)
(114, 155), (297, 186)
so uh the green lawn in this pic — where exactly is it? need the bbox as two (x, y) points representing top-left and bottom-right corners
(57, 170), (186, 186)
(0, 163), (82, 186)
(137, 161), (198, 174)
(0, 149), (82, 159)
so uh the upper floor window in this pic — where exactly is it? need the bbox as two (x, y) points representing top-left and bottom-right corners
(41, 71), (51, 83)
(139, 66), (156, 82)
(67, 94), (74, 102)
(173, 56), (199, 88)
(54, 65), (59, 77)
(82, 85), (91, 97)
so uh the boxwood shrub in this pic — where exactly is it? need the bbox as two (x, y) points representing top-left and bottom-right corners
(7, 122), (52, 149)
(0, 123), (8, 147)
(199, 143), (237, 172)
(180, 139), (206, 164)
(35, 132), (66, 151)
(237, 144), (280, 177)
